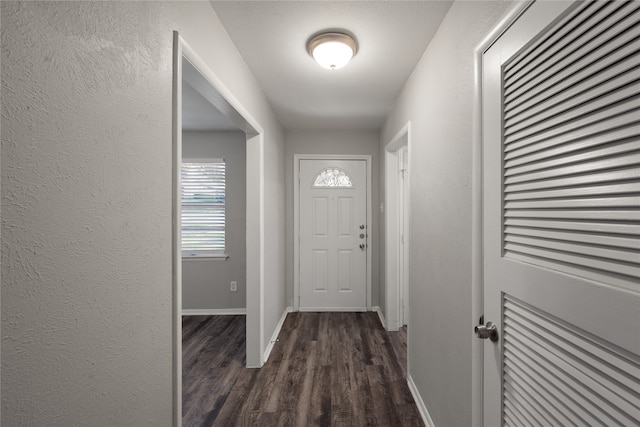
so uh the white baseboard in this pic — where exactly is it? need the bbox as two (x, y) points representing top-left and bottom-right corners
(262, 306), (293, 364)
(297, 307), (367, 312)
(182, 308), (246, 316)
(408, 374), (436, 427)
(372, 305), (386, 329)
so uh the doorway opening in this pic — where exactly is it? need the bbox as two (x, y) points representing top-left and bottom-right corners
(384, 122), (411, 331)
(172, 32), (265, 425)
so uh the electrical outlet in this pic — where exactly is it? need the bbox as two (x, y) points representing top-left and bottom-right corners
(230, 281), (237, 292)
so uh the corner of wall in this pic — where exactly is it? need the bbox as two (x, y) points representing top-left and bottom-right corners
(407, 375), (436, 427)
(262, 306), (293, 364)
(373, 306), (386, 329)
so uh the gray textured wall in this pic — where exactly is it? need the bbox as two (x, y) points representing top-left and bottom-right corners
(380, 1), (516, 426)
(1, 1), (285, 424)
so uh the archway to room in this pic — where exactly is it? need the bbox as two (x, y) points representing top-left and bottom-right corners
(172, 33), (265, 425)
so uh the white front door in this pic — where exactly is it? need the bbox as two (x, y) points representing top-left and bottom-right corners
(481, 1), (640, 425)
(299, 159), (367, 310)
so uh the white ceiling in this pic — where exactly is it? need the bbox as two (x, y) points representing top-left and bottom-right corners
(209, 1), (453, 131)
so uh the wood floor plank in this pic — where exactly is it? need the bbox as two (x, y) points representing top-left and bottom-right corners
(239, 358), (279, 416)
(316, 312), (332, 366)
(294, 340), (318, 426)
(210, 367), (259, 426)
(182, 312), (424, 427)
(309, 364), (332, 426)
(366, 364), (402, 426)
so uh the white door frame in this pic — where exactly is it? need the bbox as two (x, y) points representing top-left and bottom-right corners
(172, 32), (266, 425)
(471, 2), (534, 425)
(384, 122), (411, 331)
(398, 145), (409, 327)
(293, 154), (372, 312)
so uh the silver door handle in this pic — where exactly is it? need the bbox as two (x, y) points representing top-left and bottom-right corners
(359, 243), (366, 250)
(474, 321), (498, 342)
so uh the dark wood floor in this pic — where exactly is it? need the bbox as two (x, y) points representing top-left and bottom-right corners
(182, 312), (423, 427)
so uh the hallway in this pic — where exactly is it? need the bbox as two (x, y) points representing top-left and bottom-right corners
(182, 312), (422, 426)
(4, 2), (639, 425)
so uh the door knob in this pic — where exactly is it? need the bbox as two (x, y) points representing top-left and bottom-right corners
(359, 243), (366, 250)
(474, 321), (498, 342)
(360, 224), (365, 229)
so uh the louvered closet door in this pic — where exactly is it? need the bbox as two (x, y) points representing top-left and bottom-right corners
(482, 1), (640, 425)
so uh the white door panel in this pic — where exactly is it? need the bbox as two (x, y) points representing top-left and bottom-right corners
(481, 1), (640, 425)
(299, 159), (367, 310)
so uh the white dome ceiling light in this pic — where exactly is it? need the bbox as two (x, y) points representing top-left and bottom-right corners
(307, 32), (358, 70)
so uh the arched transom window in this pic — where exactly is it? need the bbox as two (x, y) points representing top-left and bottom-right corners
(312, 167), (354, 188)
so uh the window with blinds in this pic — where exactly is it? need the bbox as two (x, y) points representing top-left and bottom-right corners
(501, 0), (640, 291)
(181, 159), (226, 257)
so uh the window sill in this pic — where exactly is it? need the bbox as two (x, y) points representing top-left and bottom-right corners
(182, 254), (229, 261)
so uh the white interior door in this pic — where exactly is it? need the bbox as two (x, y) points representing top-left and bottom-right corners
(299, 159), (367, 310)
(481, 1), (640, 425)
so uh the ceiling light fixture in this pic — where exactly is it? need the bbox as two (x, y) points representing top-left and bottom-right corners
(307, 32), (358, 70)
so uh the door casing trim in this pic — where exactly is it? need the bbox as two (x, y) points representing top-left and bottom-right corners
(293, 154), (373, 312)
(471, 2), (535, 426)
(383, 122), (411, 332)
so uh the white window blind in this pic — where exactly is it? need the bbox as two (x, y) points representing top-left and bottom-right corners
(181, 159), (225, 257)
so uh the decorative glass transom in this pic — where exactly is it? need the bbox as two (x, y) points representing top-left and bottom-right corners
(313, 168), (353, 188)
